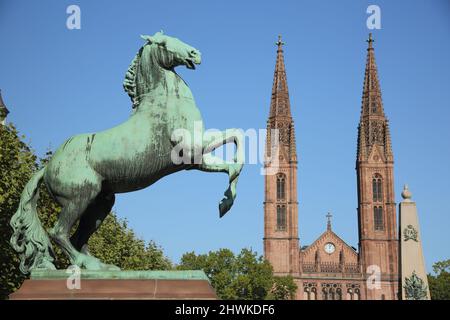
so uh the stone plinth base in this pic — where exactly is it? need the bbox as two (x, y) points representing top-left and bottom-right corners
(9, 270), (217, 300)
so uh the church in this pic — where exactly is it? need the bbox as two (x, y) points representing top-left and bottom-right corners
(263, 34), (422, 300)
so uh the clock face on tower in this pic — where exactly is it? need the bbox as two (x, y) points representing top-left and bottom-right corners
(324, 242), (335, 254)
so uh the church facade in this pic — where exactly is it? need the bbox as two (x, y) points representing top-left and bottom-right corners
(263, 34), (399, 300)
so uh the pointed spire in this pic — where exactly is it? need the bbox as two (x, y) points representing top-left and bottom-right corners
(269, 34), (292, 119)
(357, 34), (393, 161)
(366, 32), (374, 49)
(266, 35), (297, 161)
(0, 89), (9, 125)
(361, 33), (384, 117)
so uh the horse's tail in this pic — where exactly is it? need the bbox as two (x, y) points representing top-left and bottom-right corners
(10, 166), (55, 274)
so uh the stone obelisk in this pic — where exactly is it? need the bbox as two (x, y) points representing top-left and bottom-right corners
(399, 185), (431, 300)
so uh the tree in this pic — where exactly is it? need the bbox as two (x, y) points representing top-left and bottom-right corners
(268, 275), (298, 300)
(428, 259), (450, 300)
(177, 248), (297, 300)
(431, 259), (450, 275)
(0, 124), (36, 299)
(0, 123), (171, 299)
(87, 213), (172, 270)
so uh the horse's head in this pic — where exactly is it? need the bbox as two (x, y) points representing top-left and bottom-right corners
(124, 31), (201, 107)
(141, 31), (201, 70)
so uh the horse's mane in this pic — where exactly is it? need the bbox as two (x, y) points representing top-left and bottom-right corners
(123, 41), (178, 108)
(123, 47), (143, 108)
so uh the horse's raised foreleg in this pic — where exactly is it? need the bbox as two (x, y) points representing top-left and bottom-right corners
(195, 128), (244, 217)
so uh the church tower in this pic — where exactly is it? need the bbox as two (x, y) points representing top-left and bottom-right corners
(264, 36), (300, 276)
(356, 34), (399, 299)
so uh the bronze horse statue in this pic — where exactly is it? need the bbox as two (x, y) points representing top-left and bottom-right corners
(10, 32), (244, 273)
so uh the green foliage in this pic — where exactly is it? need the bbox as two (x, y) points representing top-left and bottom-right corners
(0, 124), (36, 299)
(177, 248), (297, 300)
(88, 213), (172, 270)
(428, 259), (450, 300)
(432, 259), (450, 274)
(0, 124), (171, 299)
(268, 275), (297, 300)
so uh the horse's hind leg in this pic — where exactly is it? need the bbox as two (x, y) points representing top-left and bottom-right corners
(49, 193), (118, 271)
(70, 193), (115, 255)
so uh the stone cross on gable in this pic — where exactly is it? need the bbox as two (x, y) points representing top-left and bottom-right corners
(326, 212), (332, 231)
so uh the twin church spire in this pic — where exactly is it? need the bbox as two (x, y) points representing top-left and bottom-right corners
(264, 34), (399, 299)
(268, 32), (393, 164)
(357, 33), (393, 162)
(266, 35), (297, 162)
(356, 33), (399, 299)
(264, 35), (300, 276)
(269, 35), (292, 119)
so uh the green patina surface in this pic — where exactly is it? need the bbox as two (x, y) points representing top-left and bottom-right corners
(31, 270), (210, 281)
(9, 31), (244, 275)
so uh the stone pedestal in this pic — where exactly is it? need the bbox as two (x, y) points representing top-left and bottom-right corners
(9, 270), (217, 300)
(399, 185), (430, 300)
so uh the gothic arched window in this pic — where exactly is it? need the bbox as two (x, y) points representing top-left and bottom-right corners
(372, 102), (377, 113)
(372, 174), (383, 202)
(354, 289), (360, 300)
(347, 285), (360, 300)
(277, 205), (286, 231)
(303, 284), (317, 300)
(374, 206), (384, 231)
(329, 288), (335, 300)
(277, 174), (286, 200)
(336, 288), (342, 300)
(347, 289), (353, 300)
(322, 288), (328, 300)
(311, 288), (317, 300)
(303, 289), (309, 300)
(322, 285), (340, 300)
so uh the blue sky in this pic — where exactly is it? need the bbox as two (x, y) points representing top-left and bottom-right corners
(1, 0), (449, 272)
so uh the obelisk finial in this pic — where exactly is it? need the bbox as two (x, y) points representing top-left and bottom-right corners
(401, 184), (413, 202)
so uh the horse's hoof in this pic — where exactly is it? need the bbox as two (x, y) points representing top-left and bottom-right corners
(35, 259), (57, 271)
(219, 198), (233, 217)
(106, 264), (121, 271)
(75, 254), (120, 271)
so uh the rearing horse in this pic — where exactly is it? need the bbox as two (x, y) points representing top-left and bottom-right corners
(10, 32), (244, 273)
